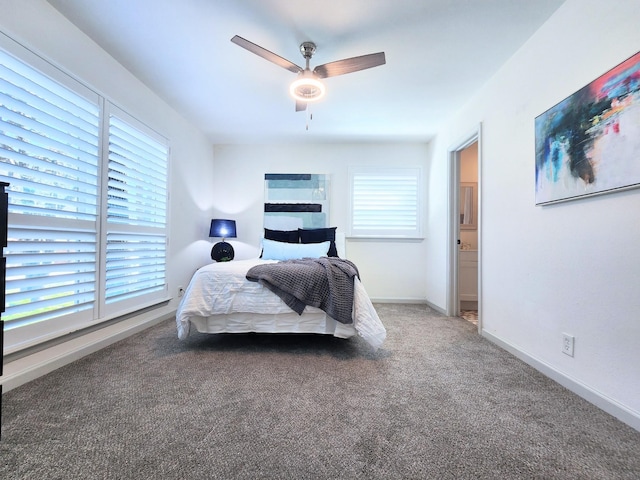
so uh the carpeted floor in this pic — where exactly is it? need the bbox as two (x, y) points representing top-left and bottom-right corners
(1, 303), (639, 479)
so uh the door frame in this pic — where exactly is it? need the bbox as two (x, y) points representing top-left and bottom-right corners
(446, 124), (482, 331)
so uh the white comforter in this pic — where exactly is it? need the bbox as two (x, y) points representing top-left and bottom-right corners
(176, 258), (386, 349)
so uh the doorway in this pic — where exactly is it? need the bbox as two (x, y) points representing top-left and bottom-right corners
(447, 127), (481, 331)
(458, 142), (479, 325)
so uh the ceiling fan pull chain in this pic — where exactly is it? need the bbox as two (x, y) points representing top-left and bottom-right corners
(306, 106), (312, 131)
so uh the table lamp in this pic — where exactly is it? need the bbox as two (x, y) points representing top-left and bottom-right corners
(209, 219), (236, 261)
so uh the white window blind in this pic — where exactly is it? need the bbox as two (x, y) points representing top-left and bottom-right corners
(349, 167), (422, 238)
(0, 47), (100, 350)
(102, 111), (168, 313)
(0, 41), (169, 352)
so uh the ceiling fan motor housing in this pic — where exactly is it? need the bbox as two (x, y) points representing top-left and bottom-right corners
(300, 41), (317, 59)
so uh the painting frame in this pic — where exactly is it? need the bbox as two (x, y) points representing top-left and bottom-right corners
(535, 50), (640, 205)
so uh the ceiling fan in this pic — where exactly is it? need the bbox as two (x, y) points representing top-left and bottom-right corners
(231, 35), (386, 112)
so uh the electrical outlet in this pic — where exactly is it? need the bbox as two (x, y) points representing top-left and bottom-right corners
(178, 286), (184, 297)
(562, 333), (574, 357)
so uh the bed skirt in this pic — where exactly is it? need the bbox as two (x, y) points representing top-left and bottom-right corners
(188, 310), (357, 339)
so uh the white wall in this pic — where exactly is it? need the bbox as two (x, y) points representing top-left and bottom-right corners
(212, 143), (430, 302)
(0, 1), (214, 329)
(426, 0), (640, 428)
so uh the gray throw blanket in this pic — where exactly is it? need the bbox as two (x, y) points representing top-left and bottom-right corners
(246, 257), (359, 324)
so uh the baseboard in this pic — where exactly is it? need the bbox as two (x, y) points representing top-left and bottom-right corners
(425, 300), (447, 315)
(371, 297), (430, 305)
(482, 330), (640, 432)
(1, 307), (176, 393)
(369, 298), (446, 315)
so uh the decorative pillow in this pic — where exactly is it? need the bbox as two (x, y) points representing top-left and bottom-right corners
(264, 228), (299, 244)
(261, 238), (330, 261)
(299, 227), (338, 257)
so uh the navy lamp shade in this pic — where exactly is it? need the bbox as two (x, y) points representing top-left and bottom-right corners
(209, 219), (236, 262)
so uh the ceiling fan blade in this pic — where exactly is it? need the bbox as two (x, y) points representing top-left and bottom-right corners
(313, 52), (386, 79)
(295, 101), (307, 112)
(231, 35), (303, 74)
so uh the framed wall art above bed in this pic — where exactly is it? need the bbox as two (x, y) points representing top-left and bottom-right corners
(264, 173), (330, 230)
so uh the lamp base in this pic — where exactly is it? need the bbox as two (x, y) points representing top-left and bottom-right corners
(211, 241), (234, 262)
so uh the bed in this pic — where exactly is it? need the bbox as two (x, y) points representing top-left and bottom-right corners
(175, 231), (386, 349)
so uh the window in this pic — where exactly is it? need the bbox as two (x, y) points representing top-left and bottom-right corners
(102, 108), (168, 316)
(0, 42), (168, 352)
(349, 167), (422, 238)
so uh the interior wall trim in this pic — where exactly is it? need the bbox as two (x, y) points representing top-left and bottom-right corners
(1, 309), (175, 393)
(369, 298), (430, 306)
(482, 330), (640, 433)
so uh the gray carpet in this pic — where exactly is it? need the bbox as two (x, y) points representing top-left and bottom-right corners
(1, 304), (639, 479)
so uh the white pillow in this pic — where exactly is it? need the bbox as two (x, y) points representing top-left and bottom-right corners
(261, 238), (330, 261)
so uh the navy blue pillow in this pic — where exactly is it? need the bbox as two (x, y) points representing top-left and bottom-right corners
(299, 227), (338, 257)
(264, 228), (299, 244)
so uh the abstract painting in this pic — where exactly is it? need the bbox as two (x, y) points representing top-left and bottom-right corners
(535, 51), (640, 205)
(264, 174), (329, 229)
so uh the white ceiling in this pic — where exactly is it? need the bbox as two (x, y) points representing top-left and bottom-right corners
(46, 0), (565, 144)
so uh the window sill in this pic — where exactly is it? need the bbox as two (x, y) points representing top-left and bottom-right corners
(346, 236), (424, 242)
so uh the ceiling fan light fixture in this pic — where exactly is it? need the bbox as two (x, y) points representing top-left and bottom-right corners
(289, 72), (325, 102)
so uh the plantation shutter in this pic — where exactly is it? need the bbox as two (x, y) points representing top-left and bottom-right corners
(102, 110), (168, 314)
(349, 167), (421, 238)
(0, 40), (171, 353)
(0, 48), (100, 350)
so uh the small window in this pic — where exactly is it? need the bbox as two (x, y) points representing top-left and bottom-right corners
(349, 167), (422, 238)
